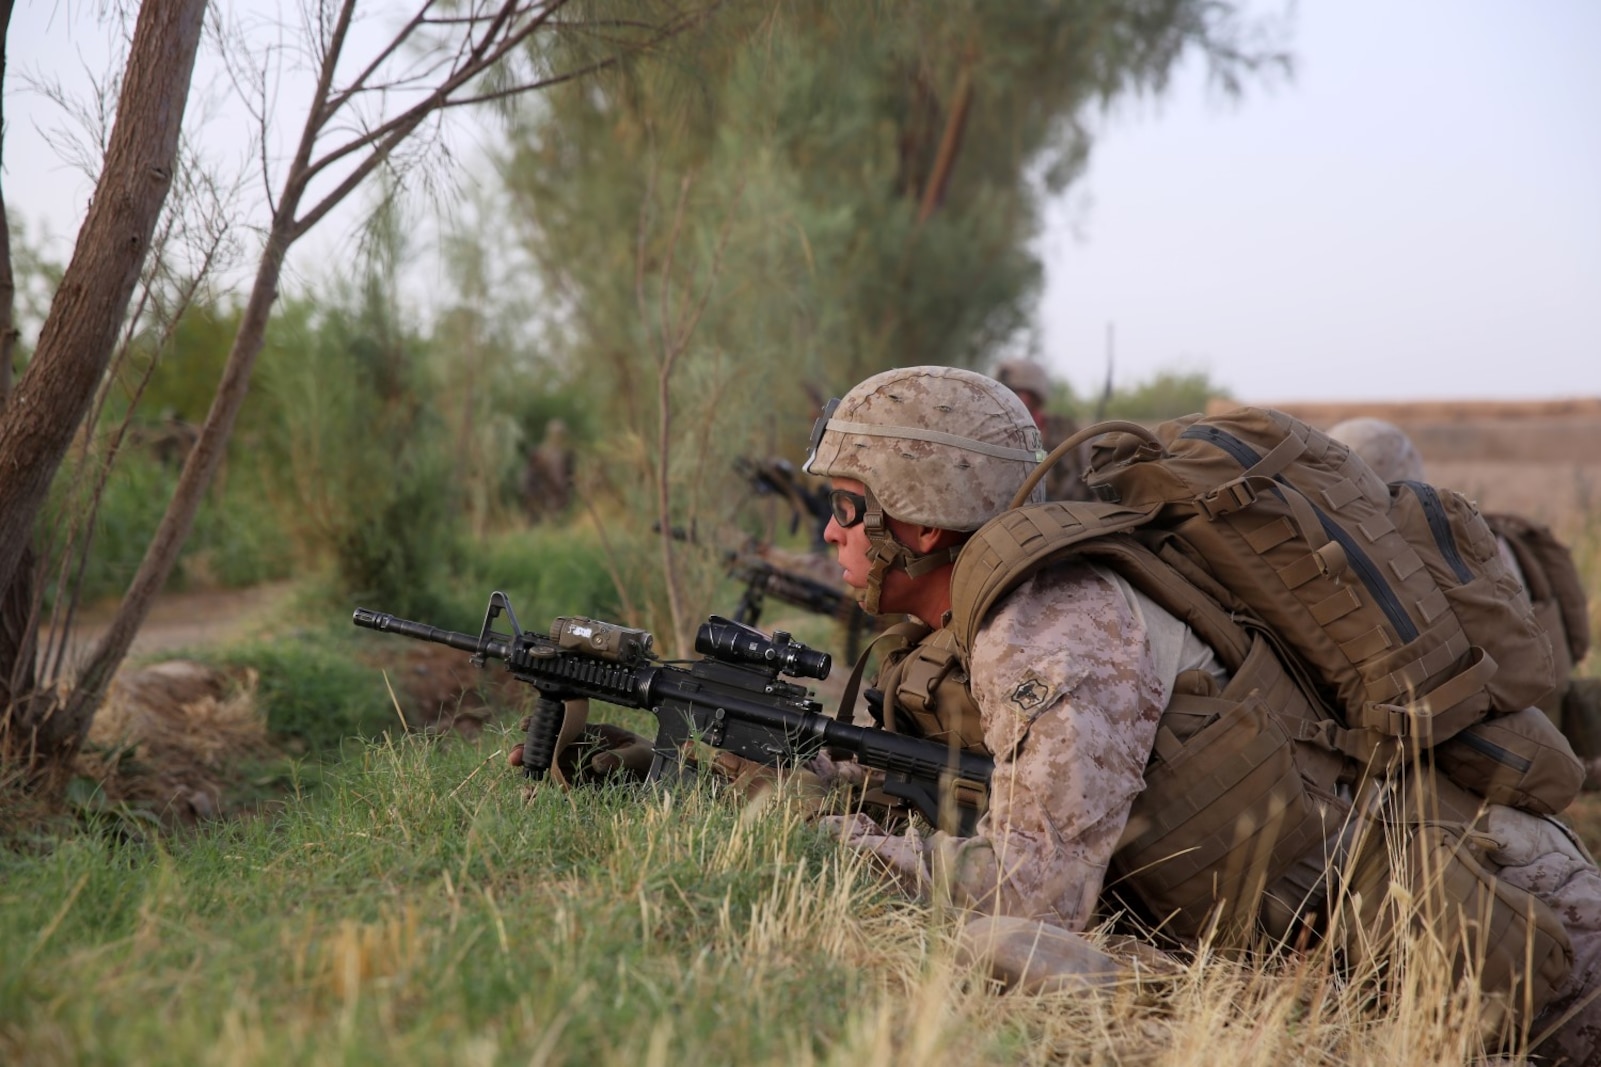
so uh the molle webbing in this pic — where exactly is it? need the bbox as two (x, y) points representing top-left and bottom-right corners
(1085, 408), (1554, 749)
(946, 501), (1163, 660)
(1112, 634), (1343, 942)
(873, 627), (985, 751)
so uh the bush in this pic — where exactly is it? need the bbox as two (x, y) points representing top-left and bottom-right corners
(255, 297), (466, 619)
(445, 524), (624, 629)
(39, 442), (294, 609)
(53, 450), (176, 605)
(1086, 367), (1233, 423)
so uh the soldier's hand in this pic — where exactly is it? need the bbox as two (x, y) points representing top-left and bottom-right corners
(508, 721), (652, 786)
(559, 722), (653, 784)
(700, 750), (831, 820)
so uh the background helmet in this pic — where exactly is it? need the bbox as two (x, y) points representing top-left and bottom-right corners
(1327, 416), (1427, 483)
(804, 365), (1045, 532)
(993, 358), (1053, 405)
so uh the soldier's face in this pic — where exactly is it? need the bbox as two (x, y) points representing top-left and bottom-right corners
(823, 476), (873, 589)
(822, 477), (932, 614)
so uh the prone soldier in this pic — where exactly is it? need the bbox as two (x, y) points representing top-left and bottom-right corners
(520, 373), (1601, 1060)
(778, 369), (1601, 1059)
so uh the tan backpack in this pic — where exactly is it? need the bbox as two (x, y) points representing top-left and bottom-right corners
(1485, 513), (1592, 665)
(1071, 409), (1555, 751)
(1485, 512), (1592, 690)
(940, 408), (1578, 812)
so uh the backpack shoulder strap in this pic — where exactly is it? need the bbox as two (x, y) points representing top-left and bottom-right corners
(1070, 536), (1254, 672)
(948, 501), (1161, 657)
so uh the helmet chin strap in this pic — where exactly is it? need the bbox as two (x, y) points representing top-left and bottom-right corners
(856, 492), (961, 615)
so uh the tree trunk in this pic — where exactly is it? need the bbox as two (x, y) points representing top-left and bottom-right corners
(0, 0), (42, 757)
(63, 215), (297, 729)
(2, 0), (19, 403)
(0, 0), (206, 761)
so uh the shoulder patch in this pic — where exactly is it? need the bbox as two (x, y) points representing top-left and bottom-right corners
(1008, 672), (1052, 715)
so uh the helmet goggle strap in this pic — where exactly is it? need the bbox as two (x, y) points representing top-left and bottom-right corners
(857, 490), (961, 615)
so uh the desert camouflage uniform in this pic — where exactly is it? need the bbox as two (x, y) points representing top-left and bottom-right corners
(823, 560), (1601, 1060)
(1485, 805), (1601, 1063)
(827, 559), (1217, 927)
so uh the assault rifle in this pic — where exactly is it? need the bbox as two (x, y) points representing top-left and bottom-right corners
(352, 592), (990, 833)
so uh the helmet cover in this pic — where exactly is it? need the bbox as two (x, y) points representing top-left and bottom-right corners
(804, 366), (1045, 531)
(1328, 417), (1427, 483)
(994, 358), (1052, 404)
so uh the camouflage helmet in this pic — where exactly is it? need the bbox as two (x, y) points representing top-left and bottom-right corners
(804, 366), (1045, 532)
(1328, 417), (1427, 483)
(993, 358), (1052, 405)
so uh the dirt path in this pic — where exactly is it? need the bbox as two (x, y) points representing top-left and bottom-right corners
(50, 581), (299, 666)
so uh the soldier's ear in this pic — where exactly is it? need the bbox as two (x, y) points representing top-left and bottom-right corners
(911, 526), (965, 554)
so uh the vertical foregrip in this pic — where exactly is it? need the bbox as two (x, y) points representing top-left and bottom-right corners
(522, 695), (566, 780)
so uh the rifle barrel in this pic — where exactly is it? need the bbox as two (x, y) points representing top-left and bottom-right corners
(352, 608), (511, 659)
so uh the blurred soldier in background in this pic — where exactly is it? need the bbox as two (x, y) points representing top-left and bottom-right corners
(519, 418), (575, 523)
(1330, 416), (1601, 783)
(148, 408), (201, 469)
(994, 358), (1095, 502)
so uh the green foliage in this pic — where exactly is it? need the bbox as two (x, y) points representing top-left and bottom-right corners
(446, 524), (625, 626)
(122, 301), (245, 424)
(38, 441), (293, 607)
(184, 462), (297, 588)
(45, 450), (178, 605)
(496, 0), (1287, 628)
(253, 265), (465, 618)
(425, 215), (586, 538)
(205, 632), (402, 755)
(1090, 367), (1234, 422)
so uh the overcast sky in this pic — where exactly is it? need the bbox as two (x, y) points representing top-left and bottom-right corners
(7, 1), (1599, 404)
(1036, 0), (1601, 403)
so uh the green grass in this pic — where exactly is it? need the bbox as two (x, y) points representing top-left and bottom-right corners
(201, 633), (406, 758)
(447, 525), (626, 627)
(2, 722), (1534, 1067)
(0, 731), (947, 1066)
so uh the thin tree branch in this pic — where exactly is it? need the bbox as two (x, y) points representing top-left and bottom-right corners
(317, 0), (443, 120)
(296, 0), (573, 193)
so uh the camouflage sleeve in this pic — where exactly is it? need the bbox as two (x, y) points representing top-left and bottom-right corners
(827, 562), (1168, 930)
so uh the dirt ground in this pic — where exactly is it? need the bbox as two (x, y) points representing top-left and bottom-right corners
(65, 581), (299, 662)
(66, 583), (523, 736)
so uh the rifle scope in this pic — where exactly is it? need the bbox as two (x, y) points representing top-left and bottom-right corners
(696, 615), (831, 681)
